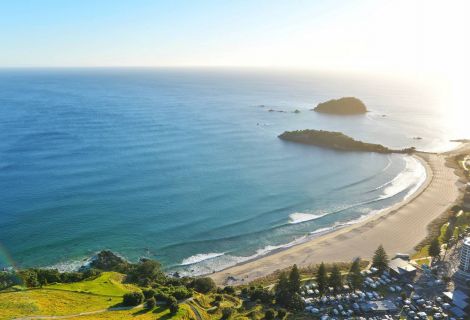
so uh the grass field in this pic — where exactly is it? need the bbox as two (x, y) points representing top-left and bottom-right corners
(45, 272), (140, 296)
(61, 304), (196, 320)
(0, 289), (121, 320)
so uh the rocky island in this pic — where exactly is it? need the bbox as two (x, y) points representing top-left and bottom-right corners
(313, 97), (367, 115)
(279, 129), (415, 154)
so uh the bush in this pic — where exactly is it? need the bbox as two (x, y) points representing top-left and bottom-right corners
(143, 288), (156, 299)
(223, 286), (235, 294)
(265, 309), (276, 320)
(192, 277), (216, 293)
(169, 286), (192, 300)
(90, 250), (130, 273)
(122, 292), (144, 306)
(277, 308), (287, 319)
(221, 307), (233, 319)
(145, 297), (156, 310)
(168, 296), (179, 314)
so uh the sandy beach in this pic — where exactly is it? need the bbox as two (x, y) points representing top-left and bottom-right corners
(211, 145), (468, 286)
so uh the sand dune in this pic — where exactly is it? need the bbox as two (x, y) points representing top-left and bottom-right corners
(211, 146), (466, 285)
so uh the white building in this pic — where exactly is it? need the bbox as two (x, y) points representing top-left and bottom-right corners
(454, 237), (470, 290)
(459, 237), (470, 272)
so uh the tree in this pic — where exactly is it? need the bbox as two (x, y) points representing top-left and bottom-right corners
(127, 259), (164, 286)
(428, 238), (441, 258)
(277, 308), (287, 319)
(168, 296), (179, 314)
(145, 297), (156, 310)
(221, 307), (233, 319)
(372, 245), (389, 272)
(316, 262), (328, 295)
(143, 288), (156, 299)
(123, 292), (144, 306)
(288, 264), (301, 294)
(328, 264), (342, 291)
(90, 250), (130, 273)
(265, 309), (276, 320)
(19, 270), (40, 288)
(223, 286), (235, 295)
(443, 224), (455, 243)
(348, 258), (363, 289)
(275, 272), (290, 307)
(192, 277), (216, 293)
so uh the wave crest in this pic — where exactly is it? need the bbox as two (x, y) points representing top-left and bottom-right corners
(180, 252), (225, 266)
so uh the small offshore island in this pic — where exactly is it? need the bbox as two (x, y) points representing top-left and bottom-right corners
(313, 97), (367, 115)
(279, 129), (415, 154)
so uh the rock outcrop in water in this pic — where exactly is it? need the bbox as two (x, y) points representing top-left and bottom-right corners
(279, 129), (415, 154)
(313, 97), (367, 115)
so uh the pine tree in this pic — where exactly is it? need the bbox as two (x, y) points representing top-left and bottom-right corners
(316, 262), (328, 295)
(443, 224), (454, 243)
(288, 264), (301, 294)
(348, 257), (363, 289)
(428, 238), (440, 258)
(275, 272), (290, 307)
(328, 264), (342, 291)
(372, 245), (389, 272)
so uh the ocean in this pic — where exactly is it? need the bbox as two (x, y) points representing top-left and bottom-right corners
(0, 68), (462, 275)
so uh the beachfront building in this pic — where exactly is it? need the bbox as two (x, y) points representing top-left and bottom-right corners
(388, 257), (417, 279)
(453, 237), (470, 290)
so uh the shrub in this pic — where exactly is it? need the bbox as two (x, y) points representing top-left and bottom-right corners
(145, 297), (156, 310)
(277, 308), (287, 319)
(168, 296), (179, 314)
(90, 250), (129, 273)
(192, 277), (216, 293)
(143, 288), (156, 299)
(221, 307), (233, 319)
(265, 309), (276, 320)
(169, 286), (192, 300)
(122, 292), (144, 306)
(223, 286), (235, 294)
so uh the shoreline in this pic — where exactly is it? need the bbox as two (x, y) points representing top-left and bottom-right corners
(210, 146), (467, 286)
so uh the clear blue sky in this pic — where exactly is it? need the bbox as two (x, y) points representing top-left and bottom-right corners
(0, 0), (468, 74)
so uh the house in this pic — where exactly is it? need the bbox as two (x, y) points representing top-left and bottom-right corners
(388, 257), (417, 279)
(360, 300), (398, 314)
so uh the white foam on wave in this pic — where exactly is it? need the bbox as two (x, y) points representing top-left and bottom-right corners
(176, 236), (308, 276)
(175, 155), (428, 277)
(377, 156), (426, 200)
(288, 212), (327, 224)
(46, 258), (91, 272)
(180, 252), (225, 266)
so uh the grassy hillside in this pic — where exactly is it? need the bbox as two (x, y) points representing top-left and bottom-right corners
(0, 289), (121, 320)
(60, 304), (196, 320)
(45, 271), (140, 296)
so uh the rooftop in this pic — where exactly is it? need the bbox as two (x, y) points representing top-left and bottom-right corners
(388, 257), (417, 275)
(464, 237), (470, 246)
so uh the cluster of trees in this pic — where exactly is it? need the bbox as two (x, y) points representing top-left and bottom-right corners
(275, 265), (303, 310)
(0, 268), (101, 290)
(264, 308), (287, 320)
(428, 207), (470, 260)
(314, 262), (344, 294)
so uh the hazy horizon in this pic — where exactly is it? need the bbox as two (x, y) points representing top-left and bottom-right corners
(0, 1), (468, 77)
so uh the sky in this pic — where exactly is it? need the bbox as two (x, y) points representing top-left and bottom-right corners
(0, 0), (469, 78)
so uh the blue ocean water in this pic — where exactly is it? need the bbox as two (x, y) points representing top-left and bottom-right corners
(0, 68), (458, 274)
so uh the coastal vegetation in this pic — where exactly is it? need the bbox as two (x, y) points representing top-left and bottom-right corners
(312, 97), (367, 115)
(278, 129), (415, 154)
